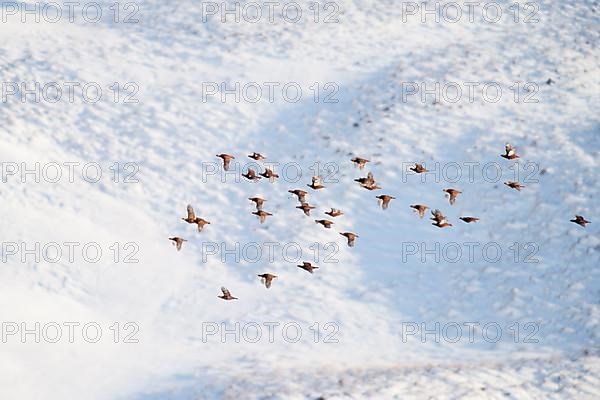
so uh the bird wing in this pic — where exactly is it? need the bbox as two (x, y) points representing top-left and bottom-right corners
(187, 205), (195, 220)
(221, 287), (231, 297)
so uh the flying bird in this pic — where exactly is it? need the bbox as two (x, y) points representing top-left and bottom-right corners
(168, 237), (187, 251)
(325, 208), (343, 217)
(431, 209), (452, 228)
(410, 163), (428, 173)
(443, 188), (462, 205)
(297, 261), (319, 273)
(194, 218), (211, 232)
(288, 189), (307, 203)
(260, 168), (279, 182)
(410, 204), (429, 218)
(258, 273), (277, 288)
(501, 143), (519, 160)
(182, 204), (198, 224)
(216, 154), (235, 171)
(242, 168), (261, 181)
(315, 219), (334, 228)
(376, 195), (395, 209)
(248, 152), (266, 161)
(504, 181), (525, 191)
(296, 202), (316, 216)
(218, 287), (238, 300)
(248, 197), (266, 210)
(307, 176), (325, 190)
(570, 215), (591, 227)
(252, 210), (273, 223)
(340, 232), (359, 247)
(355, 171), (375, 187)
(459, 217), (480, 223)
(351, 157), (369, 169)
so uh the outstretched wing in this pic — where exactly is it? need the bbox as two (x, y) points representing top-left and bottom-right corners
(187, 205), (196, 220)
(221, 287), (231, 297)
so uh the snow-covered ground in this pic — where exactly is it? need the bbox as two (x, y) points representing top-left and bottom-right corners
(1, 0), (599, 398)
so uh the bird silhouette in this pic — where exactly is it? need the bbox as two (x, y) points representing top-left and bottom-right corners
(288, 189), (307, 203)
(168, 237), (187, 251)
(242, 168), (261, 181)
(410, 163), (428, 173)
(501, 143), (519, 160)
(248, 152), (266, 161)
(459, 217), (479, 223)
(325, 208), (344, 217)
(216, 154), (235, 171)
(218, 287), (238, 300)
(410, 204), (429, 218)
(570, 215), (591, 227)
(504, 181), (525, 191)
(252, 210), (273, 223)
(297, 261), (318, 273)
(340, 232), (359, 247)
(307, 176), (325, 190)
(443, 188), (462, 205)
(376, 195), (395, 210)
(248, 197), (266, 210)
(260, 168), (279, 182)
(258, 273), (277, 288)
(351, 157), (369, 169)
(296, 202), (316, 216)
(315, 219), (334, 228)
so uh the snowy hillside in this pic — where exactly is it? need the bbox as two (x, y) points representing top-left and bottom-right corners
(1, 0), (599, 399)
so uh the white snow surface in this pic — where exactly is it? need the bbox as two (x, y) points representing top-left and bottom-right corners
(1, 0), (599, 399)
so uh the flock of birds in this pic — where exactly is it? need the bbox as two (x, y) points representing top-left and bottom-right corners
(167, 144), (591, 300)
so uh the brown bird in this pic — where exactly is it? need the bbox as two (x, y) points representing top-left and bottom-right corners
(351, 157), (369, 169)
(325, 208), (344, 217)
(248, 152), (266, 161)
(410, 163), (428, 173)
(182, 204), (198, 224)
(307, 176), (325, 190)
(252, 210), (272, 223)
(410, 204), (429, 218)
(355, 171), (375, 187)
(218, 287), (238, 300)
(216, 154), (235, 171)
(570, 215), (591, 227)
(459, 217), (480, 223)
(296, 202), (316, 216)
(340, 232), (359, 247)
(504, 181), (525, 191)
(315, 219), (334, 228)
(443, 188), (462, 205)
(242, 168), (261, 181)
(431, 209), (452, 228)
(501, 143), (519, 160)
(248, 197), (266, 210)
(168, 237), (187, 251)
(257, 273), (277, 288)
(376, 195), (395, 210)
(195, 218), (211, 232)
(288, 189), (307, 203)
(260, 168), (279, 182)
(297, 261), (318, 273)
